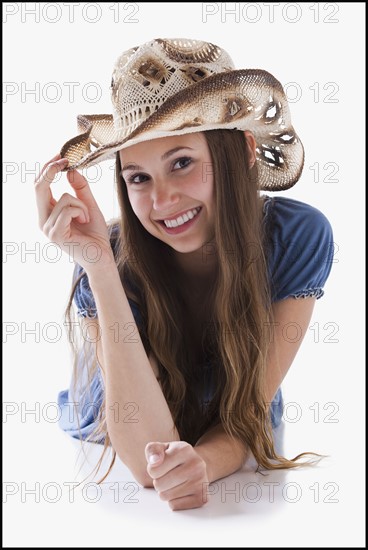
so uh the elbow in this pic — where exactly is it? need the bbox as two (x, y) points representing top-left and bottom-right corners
(138, 475), (155, 489)
(113, 447), (154, 488)
(129, 468), (154, 489)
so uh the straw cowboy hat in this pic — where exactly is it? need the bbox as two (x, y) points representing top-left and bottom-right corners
(60, 37), (304, 191)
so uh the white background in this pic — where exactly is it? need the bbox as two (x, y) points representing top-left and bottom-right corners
(3, 2), (365, 547)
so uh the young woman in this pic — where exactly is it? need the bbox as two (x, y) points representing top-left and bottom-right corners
(35, 38), (334, 511)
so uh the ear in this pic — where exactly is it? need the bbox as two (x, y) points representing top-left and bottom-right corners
(244, 131), (257, 169)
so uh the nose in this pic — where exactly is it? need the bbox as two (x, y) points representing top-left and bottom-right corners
(151, 179), (180, 214)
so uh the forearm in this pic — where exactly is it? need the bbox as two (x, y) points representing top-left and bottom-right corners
(88, 266), (179, 484)
(194, 423), (248, 483)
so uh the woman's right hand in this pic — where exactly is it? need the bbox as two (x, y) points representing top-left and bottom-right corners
(35, 154), (116, 274)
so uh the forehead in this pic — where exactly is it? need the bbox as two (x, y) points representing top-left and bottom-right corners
(119, 132), (206, 162)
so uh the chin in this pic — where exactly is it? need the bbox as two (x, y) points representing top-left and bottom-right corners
(167, 240), (207, 255)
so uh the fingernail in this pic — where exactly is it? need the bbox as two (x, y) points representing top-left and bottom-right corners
(149, 454), (160, 464)
(57, 158), (69, 165)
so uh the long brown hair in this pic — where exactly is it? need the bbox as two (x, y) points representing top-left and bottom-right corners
(66, 129), (321, 482)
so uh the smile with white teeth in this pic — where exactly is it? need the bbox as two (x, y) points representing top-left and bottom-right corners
(163, 207), (201, 228)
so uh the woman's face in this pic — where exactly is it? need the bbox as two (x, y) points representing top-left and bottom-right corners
(120, 132), (215, 254)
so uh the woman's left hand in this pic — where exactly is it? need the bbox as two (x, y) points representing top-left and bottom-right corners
(145, 441), (209, 511)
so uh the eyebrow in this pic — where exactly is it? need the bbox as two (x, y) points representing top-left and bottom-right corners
(122, 146), (194, 172)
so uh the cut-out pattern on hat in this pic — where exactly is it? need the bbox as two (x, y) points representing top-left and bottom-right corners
(138, 58), (169, 87)
(157, 38), (223, 64)
(261, 100), (282, 126)
(222, 95), (251, 122)
(180, 66), (212, 83)
(258, 144), (285, 169)
(174, 117), (203, 131)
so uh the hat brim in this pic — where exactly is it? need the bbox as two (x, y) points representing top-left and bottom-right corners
(60, 69), (304, 191)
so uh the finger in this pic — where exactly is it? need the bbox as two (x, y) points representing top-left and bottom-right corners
(168, 493), (208, 511)
(43, 194), (90, 232)
(153, 468), (188, 493)
(35, 157), (68, 187)
(35, 158), (69, 228)
(46, 205), (89, 242)
(145, 442), (170, 467)
(36, 153), (62, 181)
(67, 170), (99, 207)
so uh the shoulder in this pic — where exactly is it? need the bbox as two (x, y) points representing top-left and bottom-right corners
(262, 195), (334, 302)
(262, 195), (333, 240)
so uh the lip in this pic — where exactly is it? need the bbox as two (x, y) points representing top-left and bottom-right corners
(157, 207), (202, 235)
(155, 207), (201, 222)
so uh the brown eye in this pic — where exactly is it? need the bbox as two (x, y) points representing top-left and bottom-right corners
(128, 173), (150, 184)
(173, 157), (192, 170)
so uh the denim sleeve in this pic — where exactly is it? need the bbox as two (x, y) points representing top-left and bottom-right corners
(58, 351), (105, 442)
(73, 263), (143, 327)
(73, 263), (98, 319)
(263, 196), (334, 302)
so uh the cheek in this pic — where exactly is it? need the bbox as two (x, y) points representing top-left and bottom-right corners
(129, 195), (150, 221)
(195, 170), (214, 204)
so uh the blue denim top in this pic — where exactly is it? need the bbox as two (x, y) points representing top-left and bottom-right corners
(58, 196), (334, 441)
